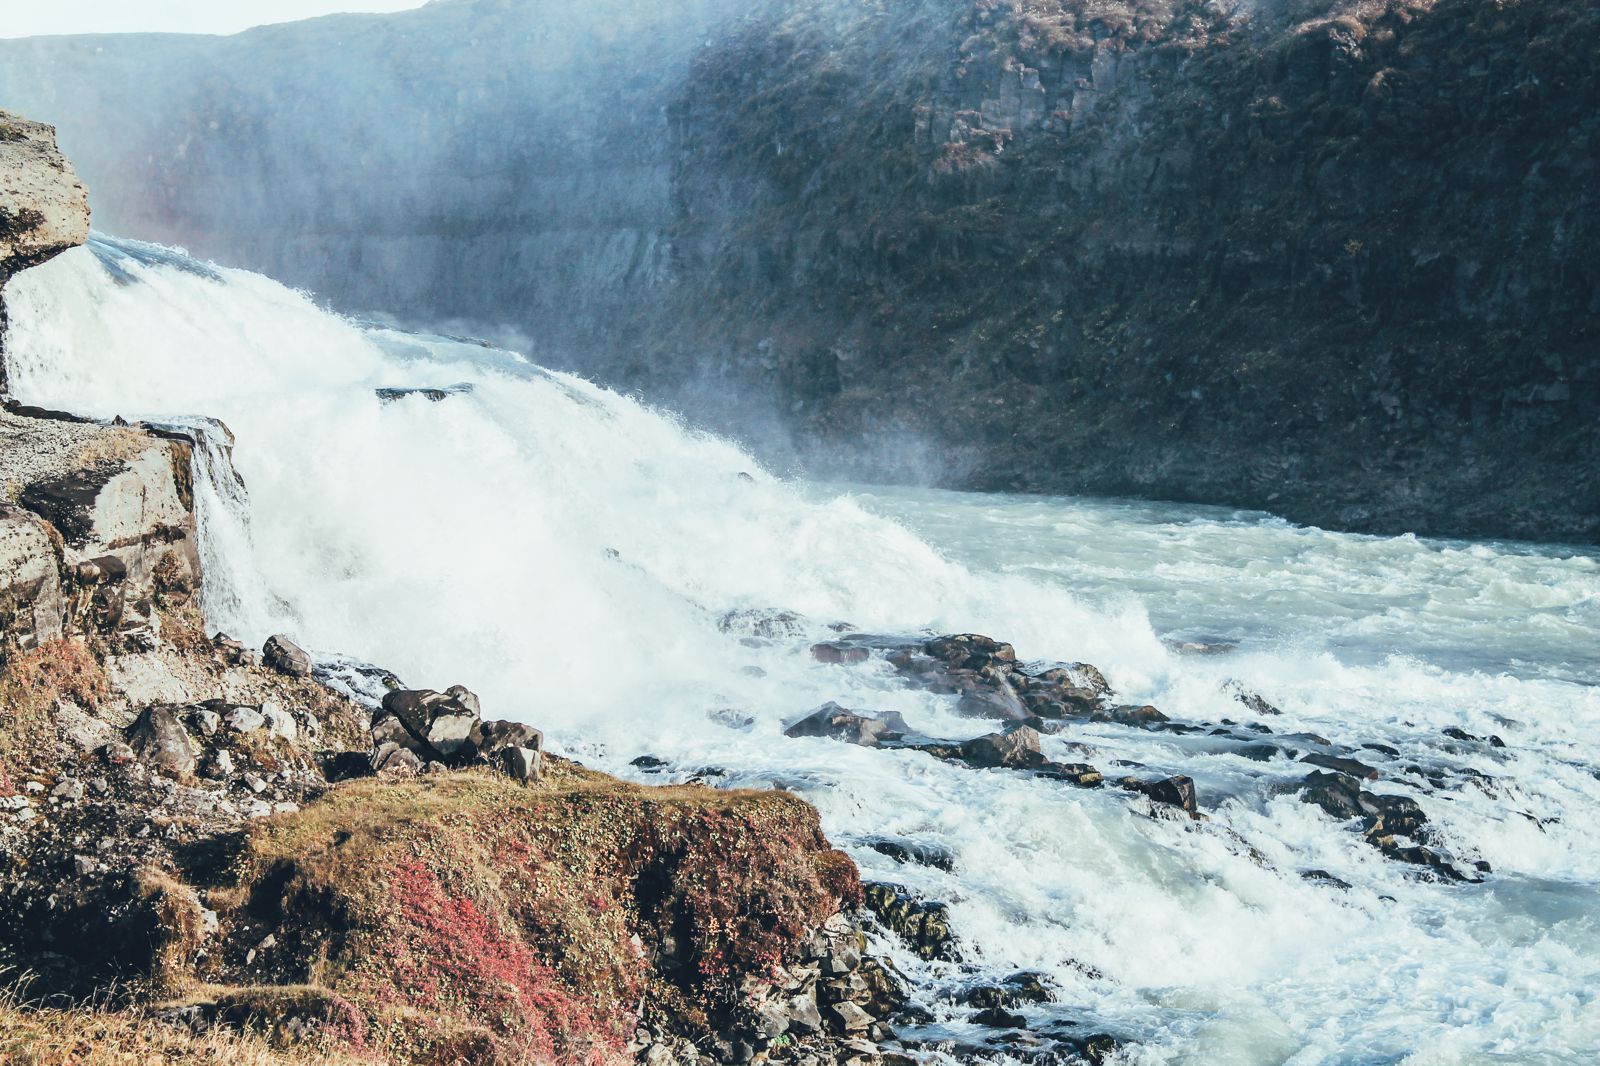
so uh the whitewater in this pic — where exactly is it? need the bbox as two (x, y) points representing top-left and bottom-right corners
(4, 236), (1598, 1065)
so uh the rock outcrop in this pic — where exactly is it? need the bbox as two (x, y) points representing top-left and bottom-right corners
(0, 414), (200, 654)
(0, 109), (90, 396)
(0, 110), (89, 279)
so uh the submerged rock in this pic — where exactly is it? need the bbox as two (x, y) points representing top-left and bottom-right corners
(812, 641), (872, 665)
(868, 838), (956, 872)
(374, 383), (472, 404)
(1301, 753), (1379, 781)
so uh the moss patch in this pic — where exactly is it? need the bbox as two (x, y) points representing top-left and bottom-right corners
(209, 766), (859, 1064)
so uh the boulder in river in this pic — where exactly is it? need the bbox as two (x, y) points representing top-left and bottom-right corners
(1122, 774), (1198, 813)
(811, 642), (871, 665)
(1301, 752), (1379, 780)
(785, 702), (911, 747)
(958, 726), (1047, 769)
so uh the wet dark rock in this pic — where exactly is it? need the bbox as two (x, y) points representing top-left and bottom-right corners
(1004, 972), (1054, 1005)
(1362, 793), (1428, 838)
(1122, 775), (1197, 814)
(1226, 742), (1286, 762)
(925, 634), (1016, 670)
(955, 677), (1030, 721)
(1362, 742), (1401, 757)
(885, 649), (944, 677)
(631, 755), (669, 770)
(1301, 753), (1379, 780)
(868, 839), (956, 872)
(1037, 763), (1105, 788)
(1224, 681), (1282, 716)
(1443, 726), (1507, 748)
(374, 383), (472, 404)
(1061, 1033), (1123, 1064)
(958, 726), (1047, 770)
(262, 634), (312, 678)
(1300, 869), (1353, 891)
(1380, 842), (1481, 883)
(1031, 663), (1111, 699)
(785, 702), (911, 747)
(1099, 704), (1168, 727)
(1166, 638), (1237, 656)
(1299, 770), (1366, 820)
(863, 883), (957, 961)
(811, 642), (871, 665)
(972, 1006), (1027, 1028)
(960, 972), (1054, 1011)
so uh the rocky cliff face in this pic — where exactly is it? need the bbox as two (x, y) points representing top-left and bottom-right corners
(2, 0), (1595, 541)
(656, 0), (1600, 540)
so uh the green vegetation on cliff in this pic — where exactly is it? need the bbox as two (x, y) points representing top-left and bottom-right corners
(658, 0), (1599, 540)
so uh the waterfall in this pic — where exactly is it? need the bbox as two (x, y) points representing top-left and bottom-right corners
(4, 235), (1597, 1065)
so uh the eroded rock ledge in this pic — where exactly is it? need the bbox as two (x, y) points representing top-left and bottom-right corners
(1, 109), (91, 395)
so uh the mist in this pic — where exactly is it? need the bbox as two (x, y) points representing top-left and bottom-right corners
(0, 0), (850, 466)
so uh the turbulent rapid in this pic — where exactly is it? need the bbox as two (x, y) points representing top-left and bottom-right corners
(5, 237), (1599, 1065)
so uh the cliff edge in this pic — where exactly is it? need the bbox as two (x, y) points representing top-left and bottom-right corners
(0, 109), (89, 280)
(1, 109), (91, 395)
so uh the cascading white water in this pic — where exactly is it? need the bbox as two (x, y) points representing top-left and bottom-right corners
(4, 237), (1598, 1065)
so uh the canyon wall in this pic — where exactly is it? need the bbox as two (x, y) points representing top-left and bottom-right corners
(1, 0), (1594, 541)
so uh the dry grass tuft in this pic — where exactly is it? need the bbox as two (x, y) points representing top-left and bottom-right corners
(71, 429), (153, 471)
(0, 638), (109, 791)
(0, 990), (367, 1065)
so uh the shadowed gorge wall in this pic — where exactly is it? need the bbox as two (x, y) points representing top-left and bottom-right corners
(2, 0), (1595, 541)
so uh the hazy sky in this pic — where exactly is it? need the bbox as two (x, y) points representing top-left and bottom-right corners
(0, 1), (429, 39)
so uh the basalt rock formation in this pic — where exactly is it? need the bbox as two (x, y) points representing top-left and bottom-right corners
(1, 0), (1595, 540)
